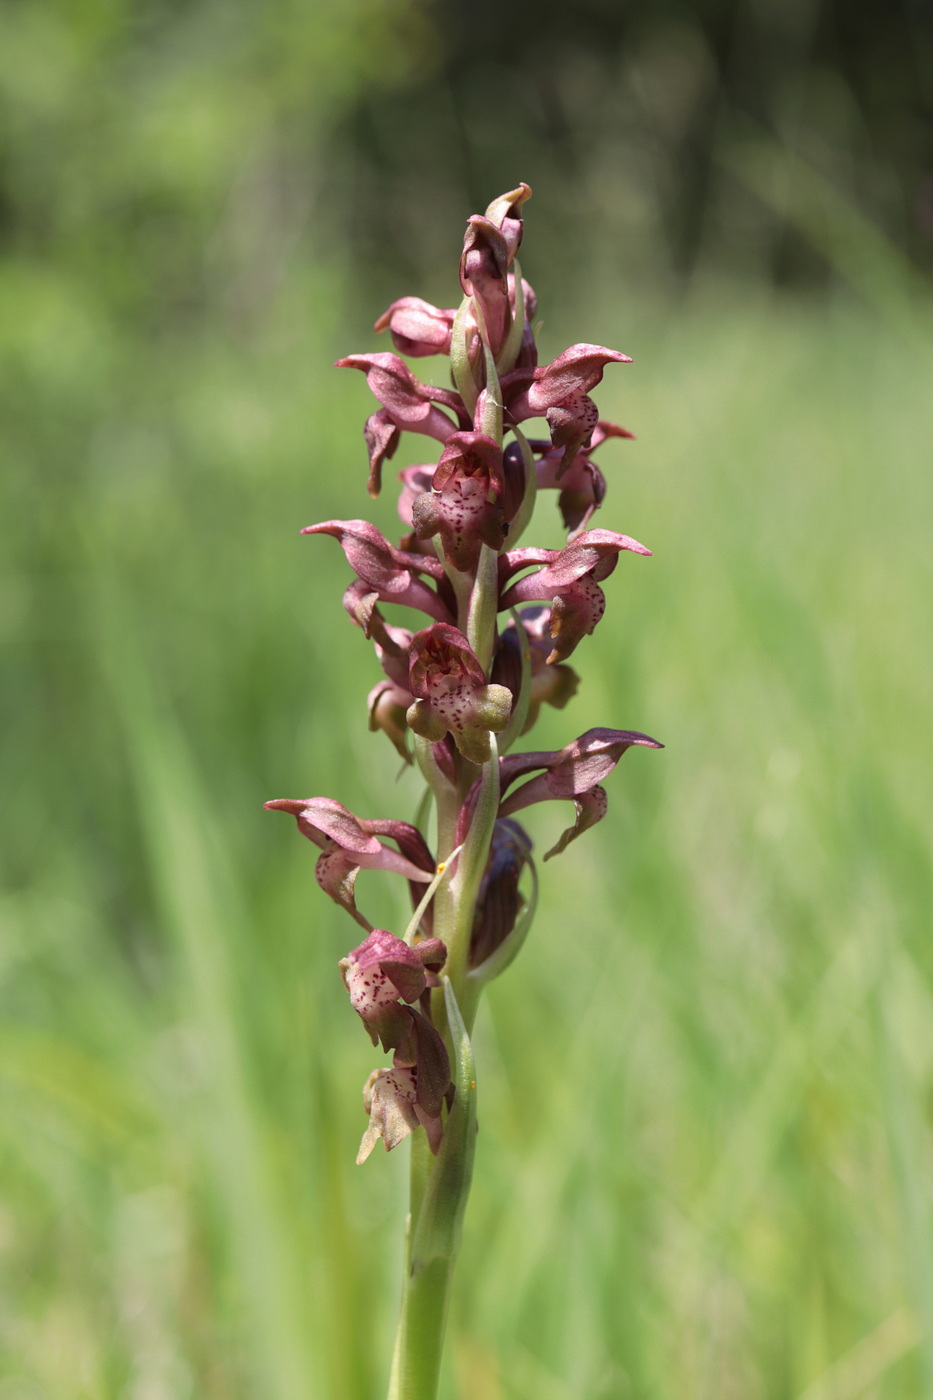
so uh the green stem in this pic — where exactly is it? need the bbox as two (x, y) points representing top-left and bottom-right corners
(388, 981), (477, 1400)
(388, 748), (494, 1400)
(389, 1253), (453, 1400)
(450, 296), (480, 419)
(441, 736), (500, 998)
(385, 762), (494, 1396)
(466, 544), (499, 673)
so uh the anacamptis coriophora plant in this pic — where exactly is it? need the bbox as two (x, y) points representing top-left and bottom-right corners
(266, 184), (661, 1400)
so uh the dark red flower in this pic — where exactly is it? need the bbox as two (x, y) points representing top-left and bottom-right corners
(504, 344), (632, 473)
(411, 431), (507, 572)
(532, 419), (635, 537)
(407, 624), (512, 764)
(342, 928), (452, 1163)
(264, 797), (435, 927)
(302, 519), (453, 626)
(499, 529), (651, 662)
(337, 353), (468, 495)
(340, 927), (446, 1048)
(496, 728), (663, 858)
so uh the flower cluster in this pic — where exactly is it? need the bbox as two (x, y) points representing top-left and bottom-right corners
(267, 185), (660, 1165)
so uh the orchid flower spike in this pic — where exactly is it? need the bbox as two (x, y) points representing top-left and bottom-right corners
(267, 181), (662, 1397)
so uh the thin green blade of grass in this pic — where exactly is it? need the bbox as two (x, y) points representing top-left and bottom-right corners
(0, 1020), (157, 1149)
(718, 134), (931, 351)
(876, 959), (933, 1398)
(94, 590), (320, 1400)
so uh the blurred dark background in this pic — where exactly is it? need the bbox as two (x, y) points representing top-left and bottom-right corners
(337, 0), (933, 296)
(4, 0), (931, 337)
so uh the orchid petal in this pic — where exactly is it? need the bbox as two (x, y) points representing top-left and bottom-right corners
(407, 624), (512, 765)
(357, 1066), (420, 1162)
(411, 432), (507, 572)
(363, 409), (400, 498)
(499, 530), (651, 660)
(303, 519), (452, 624)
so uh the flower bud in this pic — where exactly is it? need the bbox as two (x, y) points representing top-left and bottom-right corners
(368, 680), (412, 761)
(460, 217), (511, 357)
(374, 297), (455, 358)
(470, 819), (534, 969)
(483, 183), (532, 263)
(492, 608), (580, 734)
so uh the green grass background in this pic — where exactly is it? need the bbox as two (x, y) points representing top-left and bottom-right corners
(2, 7), (933, 1397)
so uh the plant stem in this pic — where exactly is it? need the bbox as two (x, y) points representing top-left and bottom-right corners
(386, 1133), (435, 1400)
(387, 981), (477, 1400)
(388, 1253), (455, 1400)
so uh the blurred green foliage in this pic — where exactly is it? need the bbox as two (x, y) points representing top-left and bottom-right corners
(2, 2), (933, 1398)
